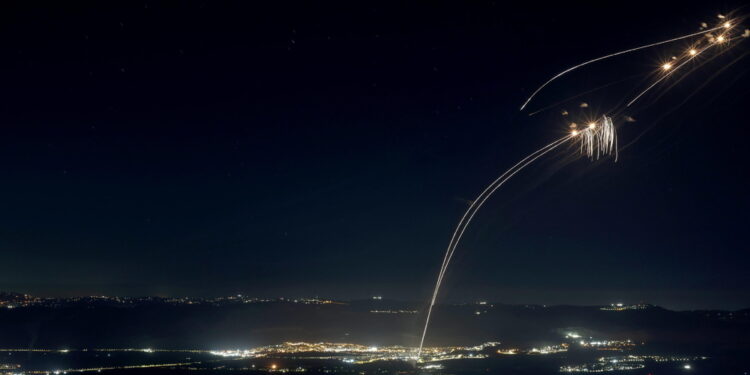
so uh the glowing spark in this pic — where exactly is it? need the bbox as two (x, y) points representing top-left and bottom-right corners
(724, 21), (732, 29)
(716, 35), (726, 43)
(571, 130), (579, 136)
(579, 102), (589, 108)
(662, 63), (673, 70)
(688, 49), (697, 56)
(627, 43), (714, 107)
(588, 122), (596, 129)
(518, 25), (724, 111)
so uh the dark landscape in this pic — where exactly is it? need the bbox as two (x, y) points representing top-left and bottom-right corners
(2, 292), (750, 374)
(2, 292), (750, 350)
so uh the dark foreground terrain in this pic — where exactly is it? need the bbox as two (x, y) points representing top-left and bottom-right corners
(1, 294), (750, 374)
(2, 350), (750, 375)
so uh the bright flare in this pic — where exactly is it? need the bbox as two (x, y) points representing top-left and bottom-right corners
(518, 25), (725, 111)
(688, 48), (697, 56)
(716, 35), (726, 43)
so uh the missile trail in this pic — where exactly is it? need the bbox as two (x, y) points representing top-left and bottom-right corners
(519, 25), (724, 111)
(626, 43), (716, 107)
(417, 12), (744, 363)
(417, 134), (572, 358)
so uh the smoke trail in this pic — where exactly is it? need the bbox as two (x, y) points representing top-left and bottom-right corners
(417, 134), (572, 358)
(519, 26), (723, 111)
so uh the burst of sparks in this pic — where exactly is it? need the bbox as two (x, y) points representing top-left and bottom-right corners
(576, 116), (617, 161)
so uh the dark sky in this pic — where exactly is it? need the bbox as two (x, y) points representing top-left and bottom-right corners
(0, 1), (748, 310)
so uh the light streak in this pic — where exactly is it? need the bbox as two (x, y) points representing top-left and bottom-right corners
(418, 116), (619, 358)
(417, 135), (572, 358)
(519, 25), (724, 111)
(626, 43), (715, 107)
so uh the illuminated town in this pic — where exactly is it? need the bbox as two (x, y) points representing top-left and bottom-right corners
(215, 341), (503, 363)
(560, 355), (709, 373)
(0, 334), (701, 375)
(0, 339), (716, 375)
(1, 293), (746, 374)
(0, 293), (342, 310)
(599, 303), (651, 311)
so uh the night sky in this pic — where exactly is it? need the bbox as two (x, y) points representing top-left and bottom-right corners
(1, 2), (748, 310)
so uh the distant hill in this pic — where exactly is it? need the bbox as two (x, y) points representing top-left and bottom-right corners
(1, 294), (749, 352)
